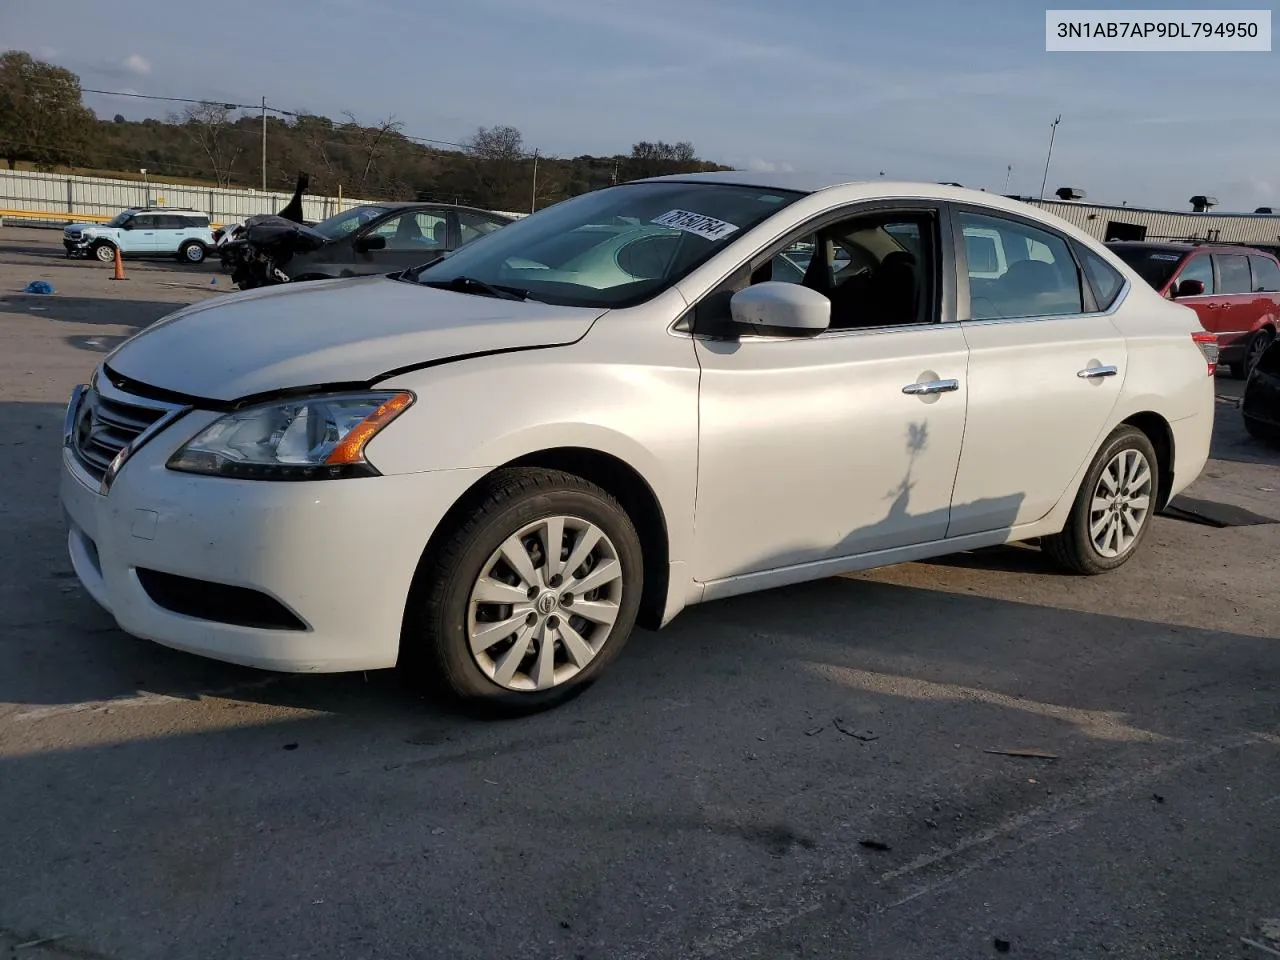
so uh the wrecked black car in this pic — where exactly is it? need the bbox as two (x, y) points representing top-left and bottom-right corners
(217, 200), (514, 290)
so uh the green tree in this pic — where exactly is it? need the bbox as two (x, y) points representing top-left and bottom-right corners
(0, 50), (93, 170)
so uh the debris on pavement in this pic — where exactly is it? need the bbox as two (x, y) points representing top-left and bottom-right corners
(282, 742), (299, 751)
(1152, 793), (1166, 804)
(983, 748), (1059, 760)
(22, 280), (54, 295)
(858, 839), (891, 852)
(833, 719), (879, 741)
(804, 725), (825, 736)
(993, 936), (1011, 953)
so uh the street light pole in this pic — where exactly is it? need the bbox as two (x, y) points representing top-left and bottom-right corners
(1003, 164), (1012, 194)
(529, 150), (540, 213)
(261, 96), (267, 193)
(1039, 115), (1061, 201)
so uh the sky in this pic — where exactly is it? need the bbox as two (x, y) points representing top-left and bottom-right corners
(1, 0), (1276, 211)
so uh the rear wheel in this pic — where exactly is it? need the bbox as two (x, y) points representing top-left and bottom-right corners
(404, 468), (643, 716)
(1042, 425), (1159, 575)
(178, 240), (207, 264)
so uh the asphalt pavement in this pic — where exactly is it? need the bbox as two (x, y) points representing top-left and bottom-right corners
(1, 227), (1278, 960)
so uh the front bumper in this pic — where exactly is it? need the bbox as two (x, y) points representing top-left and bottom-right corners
(63, 237), (91, 255)
(60, 408), (487, 673)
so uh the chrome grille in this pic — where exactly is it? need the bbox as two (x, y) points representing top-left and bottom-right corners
(70, 382), (171, 483)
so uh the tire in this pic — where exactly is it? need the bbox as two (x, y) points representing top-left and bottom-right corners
(1244, 415), (1280, 447)
(1241, 328), (1276, 379)
(404, 467), (643, 717)
(92, 241), (116, 263)
(1042, 425), (1159, 575)
(178, 241), (207, 264)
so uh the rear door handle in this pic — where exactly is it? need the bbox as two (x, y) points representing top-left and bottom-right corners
(902, 378), (960, 395)
(1077, 365), (1118, 379)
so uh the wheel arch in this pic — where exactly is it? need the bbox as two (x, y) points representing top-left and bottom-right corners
(409, 447), (672, 633)
(1119, 411), (1175, 510)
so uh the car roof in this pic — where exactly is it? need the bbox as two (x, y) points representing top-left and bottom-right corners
(348, 201), (513, 218)
(1107, 240), (1276, 256)
(631, 170), (1054, 214)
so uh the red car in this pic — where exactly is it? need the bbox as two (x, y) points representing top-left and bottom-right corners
(1108, 241), (1280, 378)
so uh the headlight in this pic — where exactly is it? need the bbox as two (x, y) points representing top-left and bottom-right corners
(167, 391), (414, 480)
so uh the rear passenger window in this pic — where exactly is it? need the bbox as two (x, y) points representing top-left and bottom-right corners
(1214, 254), (1252, 294)
(1076, 244), (1125, 310)
(958, 212), (1083, 320)
(1249, 255), (1280, 292)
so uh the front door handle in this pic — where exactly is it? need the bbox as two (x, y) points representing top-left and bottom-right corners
(902, 378), (960, 395)
(1077, 365), (1118, 379)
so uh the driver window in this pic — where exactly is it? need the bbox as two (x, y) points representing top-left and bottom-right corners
(758, 213), (937, 329)
(369, 211), (448, 250)
(1175, 255), (1214, 295)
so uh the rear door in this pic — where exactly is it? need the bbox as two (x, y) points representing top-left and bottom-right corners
(1212, 252), (1259, 356)
(153, 215), (186, 253)
(947, 207), (1127, 538)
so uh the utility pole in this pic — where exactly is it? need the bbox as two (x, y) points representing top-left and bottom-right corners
(531, 149), (539, 214)
(261, 96), (267, 193)
(1039, 115), (1061, 201)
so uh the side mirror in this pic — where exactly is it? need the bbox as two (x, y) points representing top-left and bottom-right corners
(729, 282), (830, 336)
(354, 234), (386, 252)
(1174, 278), (1205, 298)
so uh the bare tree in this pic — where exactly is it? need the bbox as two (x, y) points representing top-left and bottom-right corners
(173, 102), (243, 187)
(468, 125), (528, 210)
(342, 112), (404, 194)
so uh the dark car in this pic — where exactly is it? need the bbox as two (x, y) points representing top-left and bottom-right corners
(1242, 336), (1280, 445)
(279, 202), (514, 282)
(1107, 240), (1280, 378)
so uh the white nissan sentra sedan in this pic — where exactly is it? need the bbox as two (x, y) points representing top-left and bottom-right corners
(60, 173), (1216, 714)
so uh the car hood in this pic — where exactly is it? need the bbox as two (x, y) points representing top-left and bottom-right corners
(105, 276), (608, 403)
(64, 222), (102, 233)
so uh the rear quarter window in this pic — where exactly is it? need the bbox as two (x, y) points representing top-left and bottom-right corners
(1076, 244), (1126, 310)
(1249, 255), (1280, 292)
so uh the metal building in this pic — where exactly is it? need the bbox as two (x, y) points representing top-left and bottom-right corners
(1012, 192), (1280, 247)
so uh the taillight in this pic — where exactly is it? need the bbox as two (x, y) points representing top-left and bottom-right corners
(1191, 332), (1219, 376)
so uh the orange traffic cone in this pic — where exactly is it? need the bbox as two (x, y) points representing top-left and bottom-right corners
(110, 245), (126, 281)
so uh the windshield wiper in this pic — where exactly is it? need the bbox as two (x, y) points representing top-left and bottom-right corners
(396, 255), (448, 283)
(419, 275), (528, 301)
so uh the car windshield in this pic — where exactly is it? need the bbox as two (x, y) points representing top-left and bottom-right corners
(414, 181), (804, 307)
(1108, 245), (1186, 290)
(106, 211), (135, 227)
(311, 205), (391, 240)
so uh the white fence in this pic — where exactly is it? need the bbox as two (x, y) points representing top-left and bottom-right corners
(0, 168), (524, 227)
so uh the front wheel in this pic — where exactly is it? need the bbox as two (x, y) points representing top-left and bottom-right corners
(1042, 425), (1159, 575)
(404, 468), (643, 716)
(1238, 328), (1276, 379)
(92, 241), (116, 263)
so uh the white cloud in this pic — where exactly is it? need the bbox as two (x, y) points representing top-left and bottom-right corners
(123, 54), (151, 75)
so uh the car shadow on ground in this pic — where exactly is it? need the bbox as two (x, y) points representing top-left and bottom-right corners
(0, 294), (209, 354)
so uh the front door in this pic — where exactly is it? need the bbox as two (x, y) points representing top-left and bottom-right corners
(692, 205), (971, 583)
(357, 209), (451, 274)
(122, 213), (161, 253)
(948, 207), (1127, 537)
